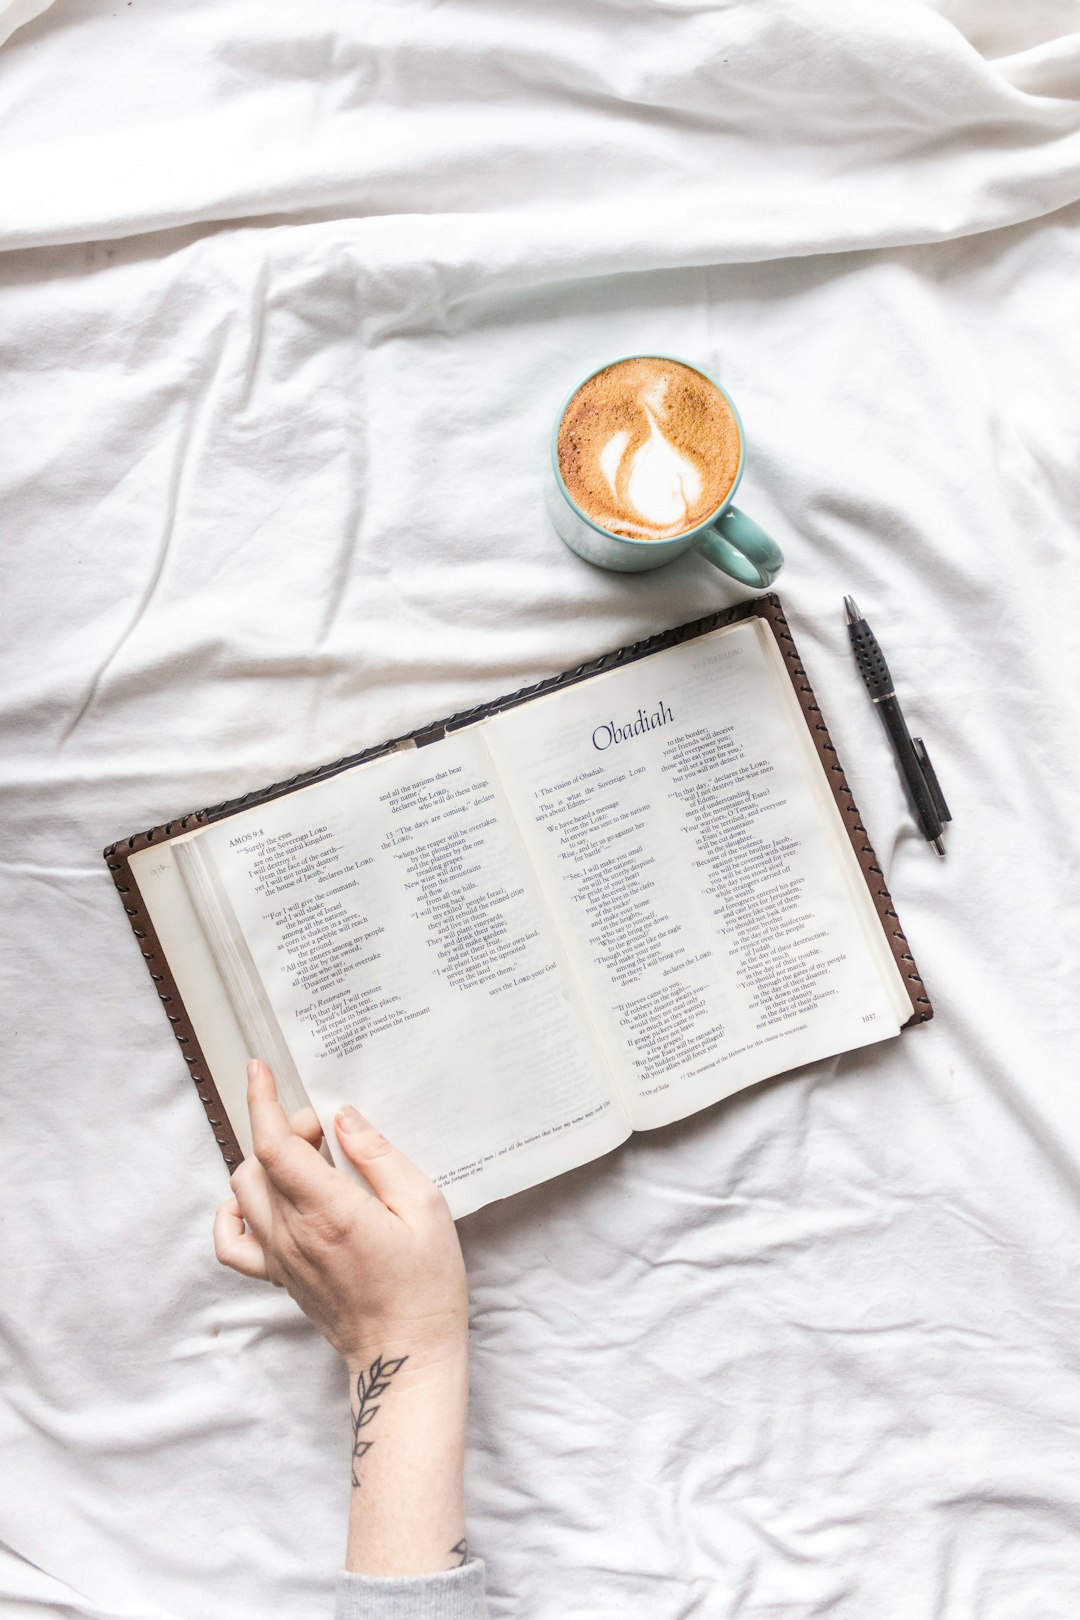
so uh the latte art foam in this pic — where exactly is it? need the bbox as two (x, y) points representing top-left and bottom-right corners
(557, 358), (741, 541)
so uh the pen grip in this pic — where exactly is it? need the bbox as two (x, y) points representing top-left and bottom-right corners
(848, 620), (893, 701)
(877, 697), (942, 841)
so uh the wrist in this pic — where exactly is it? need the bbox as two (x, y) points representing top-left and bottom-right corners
(343, 1313), (468, 1381)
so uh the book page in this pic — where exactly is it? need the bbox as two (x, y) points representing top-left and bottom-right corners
(180, 727), (627, 1217)
(128, 838), (257, 1159)
(485, 619), (910, 1130)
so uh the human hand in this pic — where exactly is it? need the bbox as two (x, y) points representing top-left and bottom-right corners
(213, 1060), (468, 1373)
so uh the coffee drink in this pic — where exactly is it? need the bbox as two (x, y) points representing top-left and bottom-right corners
(556, 357), (741, 541)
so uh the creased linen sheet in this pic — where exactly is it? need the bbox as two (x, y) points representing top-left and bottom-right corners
(1, 2), (1079, 1616)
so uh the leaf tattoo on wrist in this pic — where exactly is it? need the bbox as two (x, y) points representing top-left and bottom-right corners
(351, 1354), (408, 1488)
(450, 1538), (469, 1567)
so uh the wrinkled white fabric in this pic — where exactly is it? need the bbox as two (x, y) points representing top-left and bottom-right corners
(1, 2), (1079, 1618)
(0, 0), (52, 50)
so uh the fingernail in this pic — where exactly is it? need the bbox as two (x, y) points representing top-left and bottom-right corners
(336, 1104), (368, 1134)
(247, 1059), (261, 1083)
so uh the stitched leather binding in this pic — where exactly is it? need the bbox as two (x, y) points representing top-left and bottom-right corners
(103, 593), (931, 1174)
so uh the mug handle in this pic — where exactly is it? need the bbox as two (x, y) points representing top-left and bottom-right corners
(695, 505), (783, 589)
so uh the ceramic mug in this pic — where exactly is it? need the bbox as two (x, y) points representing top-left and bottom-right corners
(547, 354), (783, 588)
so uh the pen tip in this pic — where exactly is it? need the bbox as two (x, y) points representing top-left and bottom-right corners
(932, 837), (945, 857)
(843, 595), (861, 625)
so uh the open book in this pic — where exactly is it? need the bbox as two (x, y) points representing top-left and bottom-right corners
(106, 598), (929, 1218)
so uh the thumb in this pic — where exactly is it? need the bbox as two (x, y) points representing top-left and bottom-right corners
(335, 1105), (443, 1218)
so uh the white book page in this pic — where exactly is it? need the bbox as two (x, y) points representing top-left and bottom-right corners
(183, 727), (626, 1217)
(129, 838), (256, 1159)
(485, 619), (909, 1130)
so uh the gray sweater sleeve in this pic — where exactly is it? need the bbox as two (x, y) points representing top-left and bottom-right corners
(334, 1559), (489, 1619)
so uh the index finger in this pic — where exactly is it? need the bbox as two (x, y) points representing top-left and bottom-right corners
(247, 1059), (336, 1206)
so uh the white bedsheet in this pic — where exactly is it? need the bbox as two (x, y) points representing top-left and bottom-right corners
(2, 2), (1079, 1616)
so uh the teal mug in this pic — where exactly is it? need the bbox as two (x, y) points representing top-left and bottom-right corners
(547, 354), (783, 588)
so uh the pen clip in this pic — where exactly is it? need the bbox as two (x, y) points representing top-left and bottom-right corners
(911, 738), (951, 825)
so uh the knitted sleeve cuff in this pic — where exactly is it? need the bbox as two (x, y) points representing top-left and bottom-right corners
(334, 1558), (489, 1620)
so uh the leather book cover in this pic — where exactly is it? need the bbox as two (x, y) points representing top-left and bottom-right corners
(103, 594), (932, 1173)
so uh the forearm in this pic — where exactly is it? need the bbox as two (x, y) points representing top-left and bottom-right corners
(216, 1068), (481, 1609)
(344, 1343), (469, 1576)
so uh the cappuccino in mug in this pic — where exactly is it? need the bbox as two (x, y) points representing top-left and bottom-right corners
(556, 357), (741, 541)
(548, 352), (783, 586)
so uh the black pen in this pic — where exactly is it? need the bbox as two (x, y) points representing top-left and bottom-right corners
(843, 596), (951, 857)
